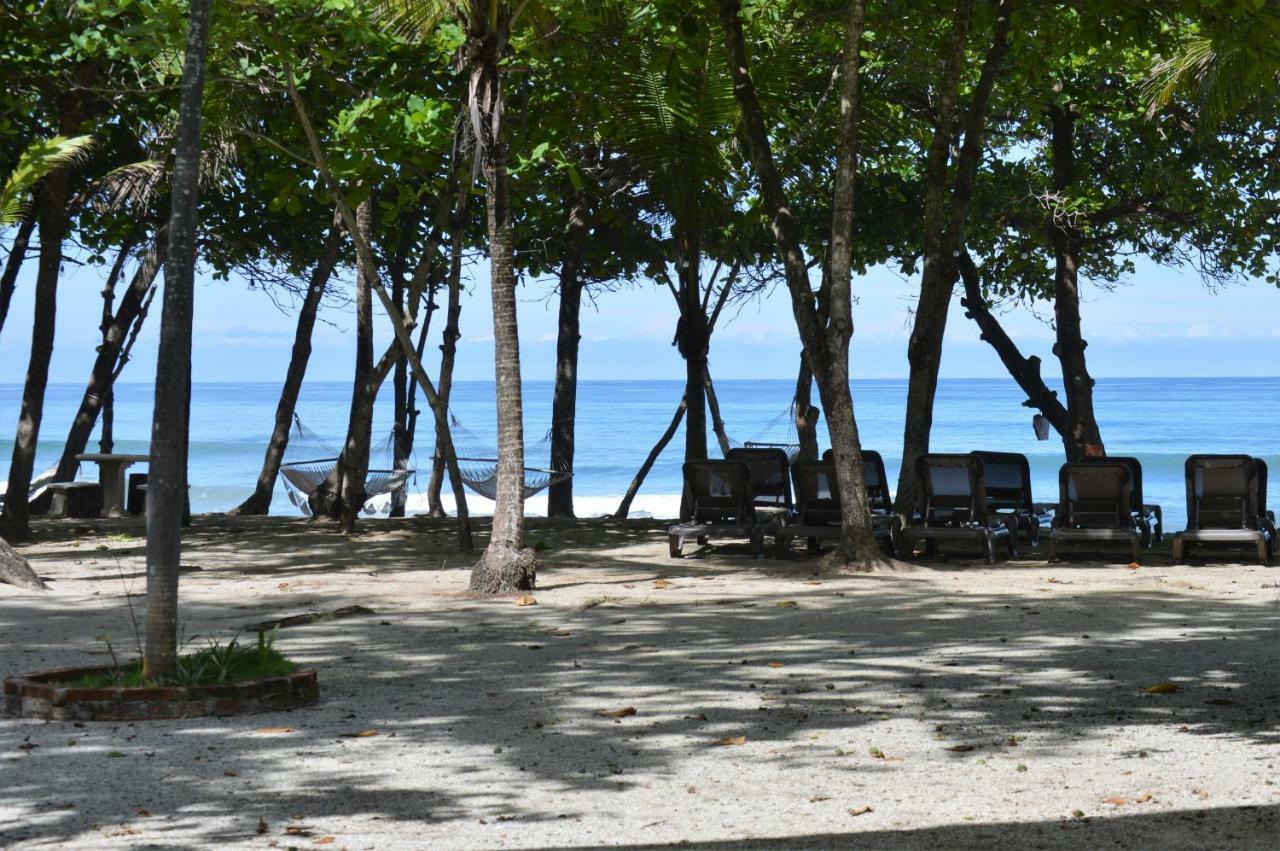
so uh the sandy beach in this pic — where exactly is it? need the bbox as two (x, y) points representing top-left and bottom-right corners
(1, 515), (1278, 849)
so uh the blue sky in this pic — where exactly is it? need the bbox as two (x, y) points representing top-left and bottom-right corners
(2, 247), (1279, 386)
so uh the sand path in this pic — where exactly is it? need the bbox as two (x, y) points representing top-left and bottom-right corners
(2, 515), (1279, 849)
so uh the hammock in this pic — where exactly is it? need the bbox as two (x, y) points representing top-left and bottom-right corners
(279, 415), (414, 517)
(446, 414), (571, 501)
(722, 402), (803, 462)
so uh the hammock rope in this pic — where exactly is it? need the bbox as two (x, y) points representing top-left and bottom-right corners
(279, 415), (415, 516)
(722, 401), (803, 462)
(446, 414), (572, 501)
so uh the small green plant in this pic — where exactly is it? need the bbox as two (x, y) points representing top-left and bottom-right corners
(71, 627), (295, 689)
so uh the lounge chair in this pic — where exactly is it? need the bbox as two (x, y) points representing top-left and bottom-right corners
(1080, 456), (1162, 547)
(1171, 455), (1274, 564)
(970, 451), (1053, 546)
(726, 446), (794, 514)
(822, 448), (892, 516)
(1046, 462), (1141, 563)
(668, 460), (783, 558)
(774, 461), (895, 556)
(897, 454), (1016, 564)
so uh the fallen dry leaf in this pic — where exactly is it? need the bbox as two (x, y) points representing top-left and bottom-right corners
(315, 838), (335, 846)
(1135, 792), (1153, 803)
(767, 661), (785, 668)
(514, 595), (537, 607)
(256, 817), (268, 834)
(945, 744), (975, 753)
(803, 581), (823, 586)
(1127, 562), (1141, 570)
(338, 730), (379, 738)
(255, 727), (295, 734)
(713, 735), (746, 746)
(1143, 682), (1180, 695)
(810, 795), (831, 803)
(652, 579), (674, 589)
(224, 770), (239, 777)
(551, 630), (572, 637)
(595, 707), (637, 718)
(1103, 796), (1127, 806)
(849, 805), (874, 816)
(775, 600), (798, 608)
(134, 809), (151, 817)
(285, 825), (312, 836)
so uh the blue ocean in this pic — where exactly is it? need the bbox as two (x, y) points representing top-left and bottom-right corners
(2, 378), (1278, 531)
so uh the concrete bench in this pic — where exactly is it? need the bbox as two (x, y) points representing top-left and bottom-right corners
(47, 482), (104, 519)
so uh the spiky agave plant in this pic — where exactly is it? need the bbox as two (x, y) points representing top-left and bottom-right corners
(0, 135), (95, 224)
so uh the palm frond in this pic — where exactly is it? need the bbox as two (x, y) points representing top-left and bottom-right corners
(93, 159), (167, 213)
(0, 134), (95, 224)
(371, 0), (460, 41)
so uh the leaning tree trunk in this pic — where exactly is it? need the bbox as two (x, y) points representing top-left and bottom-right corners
(0, 211), (36, 338)
(720, 0), (883, 564)
(0, 173), (73, 541)
(1048, 103), (1104, 462)
(793, 354), (820, 461)
(546, 196), (589, 518)
(0, 536), (46, 591)
(428, 163), (470, 517)
(53, 231), (162, 484)
(893, 0), (975, 515)
(613, 394), (687, 519)
(469, 38), (536, 593)
(335, 198), (377, 533)
(957, 249), (1069, 435)
(143, 0), (211, 680)
(232, 221), (341, 515)
(704, 371), (732, 457)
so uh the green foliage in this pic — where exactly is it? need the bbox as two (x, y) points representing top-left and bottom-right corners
(0, 135), (95, 223)
(76, 628), (296, 688)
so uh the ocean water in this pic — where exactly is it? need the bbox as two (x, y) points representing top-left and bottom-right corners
(1, 378), (1278, 531)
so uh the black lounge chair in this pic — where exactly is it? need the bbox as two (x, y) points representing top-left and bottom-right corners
(726, 446), (794, 515)
(898, 454), (1016, 564)
(822, 448), (893, 516)
(1171, 455), (1274, 564)
(1046, 462), (1141, 563)
(774, 461), (895, 556)
(668, 460), (783, 558)
(1080, 456), (1163, 547)
(970, 451), (1053, 546)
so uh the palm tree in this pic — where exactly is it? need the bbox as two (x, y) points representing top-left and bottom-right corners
(1147, 32), (1280, 127)
(377, 0), (537, 590)
(143, 0), (213, 679)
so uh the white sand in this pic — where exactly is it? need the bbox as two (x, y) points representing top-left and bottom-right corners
(2, 515), (1279, 849)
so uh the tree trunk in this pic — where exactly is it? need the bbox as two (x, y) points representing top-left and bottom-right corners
(793, 354), (819, 461)
(335, 198), (376, 533)
(231, 220), (342, 515)
(0, 536), (46, 591)
(143, 0), (210, 679)
(893, 0), (975, 515)
(546, 196), (589, 518)
(428, 160), (470, 517)
(97, 232), (138, 454)
(678, 239), (708, 466)
(0, 172), (73, 541)
(958, 249), (1069, 434)
(613, 394), (687, 519)
(0, 211), (36, 338)
(469, 39), (535, 592)
(1048, 103), (1104, 461)
(53, 231), (165, 485)
(720, 0), (883, 565)
(704, 370), (732, 456)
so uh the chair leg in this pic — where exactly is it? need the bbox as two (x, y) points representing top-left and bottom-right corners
(668, 535), (683, 558)
(1171, 535), (1183, 564)
(775, 534), (790, 559)
(1130, 535), (1140, 565)
(1047, 534), (1058, 564)
(982, 533), (996, 565)
(806, 536), (820, 553)
(1257, 536), (1268, 565)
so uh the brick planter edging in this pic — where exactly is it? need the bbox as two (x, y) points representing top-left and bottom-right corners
(3, 665), (319, 721)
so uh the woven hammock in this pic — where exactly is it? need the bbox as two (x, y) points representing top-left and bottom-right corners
(279, 416), (414, 516)
(447, 414), (571, 501)
(722, 402), (803, 462)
